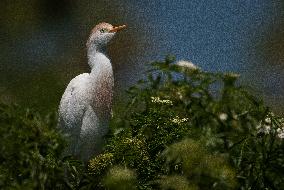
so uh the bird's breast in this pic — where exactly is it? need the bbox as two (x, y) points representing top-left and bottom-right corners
(91, 70), (114, 119)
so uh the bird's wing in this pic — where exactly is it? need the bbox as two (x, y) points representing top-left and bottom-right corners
(58, 73), (91, 130)
(58, 73), (92, 155)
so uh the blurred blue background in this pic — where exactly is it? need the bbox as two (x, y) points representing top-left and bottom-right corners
(0, 0), (283, 114)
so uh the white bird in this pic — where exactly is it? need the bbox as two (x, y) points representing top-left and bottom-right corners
(58, 22), (126, 161)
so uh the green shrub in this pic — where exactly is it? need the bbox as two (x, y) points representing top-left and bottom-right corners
(89, 56), (284, 189)
(0, 103), (66, 189)
(1, 56), (284, 189)
(103, 166), (137, 190)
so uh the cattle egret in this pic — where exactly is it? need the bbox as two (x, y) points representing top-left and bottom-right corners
(58, 22), (126, 161)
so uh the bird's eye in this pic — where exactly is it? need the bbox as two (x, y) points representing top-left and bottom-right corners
(100, 28), (108, 33)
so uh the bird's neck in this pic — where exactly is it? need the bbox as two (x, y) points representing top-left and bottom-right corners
(87, 45), (111, 71)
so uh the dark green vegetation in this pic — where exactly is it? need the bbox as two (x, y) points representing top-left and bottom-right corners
(1, 56), (284, 189)
(0, 104), (65, 189)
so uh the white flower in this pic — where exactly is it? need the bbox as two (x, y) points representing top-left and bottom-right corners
(278, 133), (284, 139)
(151, 97), (159, 103)
(176, 60), (199, 71)
(263, 125), (271, 134)
(172, 118), (179, 124)
(265, 117), (271, 124)
(256, 122), (271, 134)
(219, 113), (228, 121)
(161, 100), (173, 105)
(181, 118), (189, 122)
(172, 116), (189, 124)
(151, 96), (173, 105)
(277, 127), (284, 139)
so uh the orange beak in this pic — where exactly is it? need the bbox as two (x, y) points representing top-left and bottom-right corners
(109, 25), (127, 33)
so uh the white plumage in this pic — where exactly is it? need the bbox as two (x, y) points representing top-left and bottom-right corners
(58, 22), (126, 161)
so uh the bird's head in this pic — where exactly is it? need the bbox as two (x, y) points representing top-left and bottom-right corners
(87, 22), (126, 51)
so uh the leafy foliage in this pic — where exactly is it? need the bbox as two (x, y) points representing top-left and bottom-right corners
(0, 103), (66, 189)
(0, 103), (89, 190)
(103, 166), (137, 190)
(1, 56), (284, 189)
(91, 56), (284, 189)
